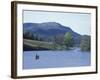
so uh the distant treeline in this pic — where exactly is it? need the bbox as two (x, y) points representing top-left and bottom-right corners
(80, 35), (91, 51)
(23, 31), (90, 51)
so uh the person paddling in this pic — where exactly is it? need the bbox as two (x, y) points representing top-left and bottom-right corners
(35, 54), (39, 60)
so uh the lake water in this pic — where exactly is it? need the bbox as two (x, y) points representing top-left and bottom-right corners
(23, 48), (91, 69)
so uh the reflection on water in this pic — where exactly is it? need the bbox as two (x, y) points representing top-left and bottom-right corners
(23, 48), (91, 69)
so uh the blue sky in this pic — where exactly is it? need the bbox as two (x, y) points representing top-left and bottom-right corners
(23, 10), (91, 35)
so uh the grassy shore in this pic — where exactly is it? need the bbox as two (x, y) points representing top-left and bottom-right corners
(23, 39), (67, 50)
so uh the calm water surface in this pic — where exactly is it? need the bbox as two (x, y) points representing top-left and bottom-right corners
(23, 48), (90, 69)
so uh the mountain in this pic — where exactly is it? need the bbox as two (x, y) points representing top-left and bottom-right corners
(23, 22), (81, 45)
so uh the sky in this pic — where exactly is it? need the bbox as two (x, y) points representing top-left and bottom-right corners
(23, 10), (91, 35)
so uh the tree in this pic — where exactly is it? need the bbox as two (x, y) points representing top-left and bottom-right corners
(80, 35), (91, 51)
(53, 34), (64, 45)
(64, 32), (73, 49)
(23, 32), (37, 40)
(33, 34), (39, 40)
(23, 31), (32, 39)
